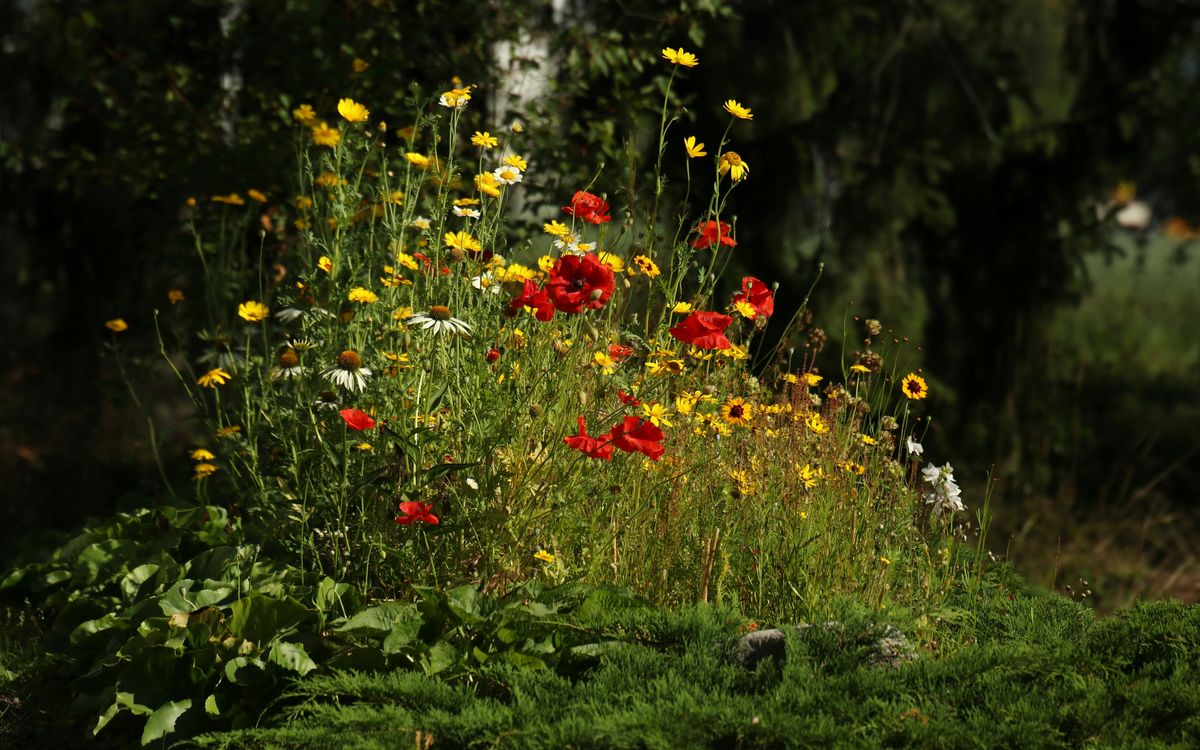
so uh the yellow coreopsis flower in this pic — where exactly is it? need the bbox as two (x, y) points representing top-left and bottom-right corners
(633, 255), (661, 278)
(337, 98), (369, 123)
(317, 256), (333, 273)
(105, 318), (128, 332)
(405, 152), (431, 170)
(189, 448), (216, 461)
(292, 104), (317, 125)
(672, 301), (693, 314)
(311, 121), (341, 147)
(348, 287), (378, 304)
(640, 402), (673, 428)
(592, 351), (618, 375)
(718, 151), (749, 182)
(597, 252), (626, 273)
(197, 368), (232, 388)
(503, 154), (528, 171)
(661, 47), (699, 67)
(723, 99), (753, 120)
(901, 373), (929, 400)
(238, 301), (270, 322)
(534, 549), (556, 563)
(444, 231), (483, 253)
(803, 373), (823, 387)
(806, 412), (829, 435)
(543, 220), (570, 237)
(471, 131), (499, 149)
(683, 136), (707, 158)
(733, 300), (757, 319)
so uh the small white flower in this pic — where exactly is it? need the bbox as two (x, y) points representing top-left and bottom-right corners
(492, 165), (523, 185)
(406, 305), (472, 336)
(470, 273), (502, 295)
(453, 205), (481, 219)
(465, 477), (479, 490)
(410, 216), (431, 231)
(906, 436), (924, 456)
(1115, 200), (1151, 230)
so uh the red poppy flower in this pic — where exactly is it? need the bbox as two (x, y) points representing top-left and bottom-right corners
(485, 348), (502, 363)
(608, 343), (634, 361)
(563, 416), (613, 460)
(731, 276), (775, 318)
(669, 310), (733, 350)
(618, 389), (641, 407)
(609, 416), (666, 461)
(508, 279), (555, 321)
(546, 253), (615, 314)
(691, 220), (737, 249)
(339, 408), (376, 431)
(562, 190), (612, 224)
(396, 501), (439, 525)
(412, 252), (433, 268)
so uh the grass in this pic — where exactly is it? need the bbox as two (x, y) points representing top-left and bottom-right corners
(186, 566), (1200, 749)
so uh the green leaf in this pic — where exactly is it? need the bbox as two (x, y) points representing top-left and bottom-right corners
(268, 641), (317, 676)
(223, 656), (267, 685)
(422, 642), (458, 675)
(140, 699), (192, 745)
(204, 694), (220, 717)
(94, 691), (153, 735)
(334, 602), (420, 638)
(71, 613), (124, 645)
(446, 585), (485, 624)
(121, 564), (160, 599)
(228, 595), (312, 645)
(382, 617), (422, 654)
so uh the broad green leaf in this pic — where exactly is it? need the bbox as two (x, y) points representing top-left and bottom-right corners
(94, 691), (152, 735)
(446, 585), (484, 624)
(381, 617), (422, 654)
(422, 642), (458, 676)
(268, 641), (317, 675)
(334, 602), (420, 638)
(204, 694), (220, 717)
(121, 564), (160, 599)
(224, 656), (267, 685)
(140, 699), (192, 745)
(228, 595), (311, 644)
(71, 613), (124, 645)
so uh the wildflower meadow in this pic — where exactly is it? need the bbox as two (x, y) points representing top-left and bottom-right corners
(3, 26), (1199, 750)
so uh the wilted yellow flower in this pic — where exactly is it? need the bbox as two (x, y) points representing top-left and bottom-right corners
(337, 98), (369, 123)
(105, 318), (128, 332)
(311, 121), (341, 147)
(475, 172), (502, 197)
(718, 151), (749, 182)
(850, 364), (871, 374)
(292, 104), (317, 124)
(723, 99), (753, 120)
(661, 47), (699, 67)
(192, 462), (219, 480)
(246, 188), (268, 204)
(352, 58), (369, 73)
(806, 413), (829, 435)
(348, 287), (378, 304)
(684, 136), (707, 158)
(168, 289), (185, 304)
(471, 131), (499, 149)
(633, 255), (661, 278)
(197, 368), (232, 388)
(803, 372), (823, 387)
(238, 301), (270, 322)
(314, 172), (345, 188)
(211, 193), (245, 206)
(294, 195), (314, 210)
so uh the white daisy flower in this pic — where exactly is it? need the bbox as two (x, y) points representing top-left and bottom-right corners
(492, 165), (523, 185)
(453, 205), (481, 219)
(470, 272), (502, 295)
(321, 349), (372, 392)
(410, 216), (431, 231)
(275, 306), (334, 323)
(406, 305), (472, 336)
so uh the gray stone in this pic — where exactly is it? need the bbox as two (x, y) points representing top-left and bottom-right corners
(730, 622), (916, 669)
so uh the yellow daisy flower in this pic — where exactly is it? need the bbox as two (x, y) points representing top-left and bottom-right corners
(311, 121), (341, 147)
(105, 318), (128, 333)
(723, 99), (753, 120)
(661, 47), (699, 67)
(470, 131), (499, 149)
(684, 136), (707, 158)
(238, 301), (270, 322)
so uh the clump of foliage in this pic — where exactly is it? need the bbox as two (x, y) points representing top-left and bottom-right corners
(3, 54), (981, 747)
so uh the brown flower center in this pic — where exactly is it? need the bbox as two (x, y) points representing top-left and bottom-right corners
(729, 405), (744, 419)
(278, 349), (300, 368)
(429, 305), (452, 321)
(337, 350), (362, 370)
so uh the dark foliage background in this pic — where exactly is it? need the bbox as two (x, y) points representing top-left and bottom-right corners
(2, 0), (1198, 604)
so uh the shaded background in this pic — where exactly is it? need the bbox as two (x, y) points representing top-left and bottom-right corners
(2, 0), (1198, 607)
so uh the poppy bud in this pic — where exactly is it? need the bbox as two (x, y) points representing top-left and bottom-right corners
(589, 288), (604, 301)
